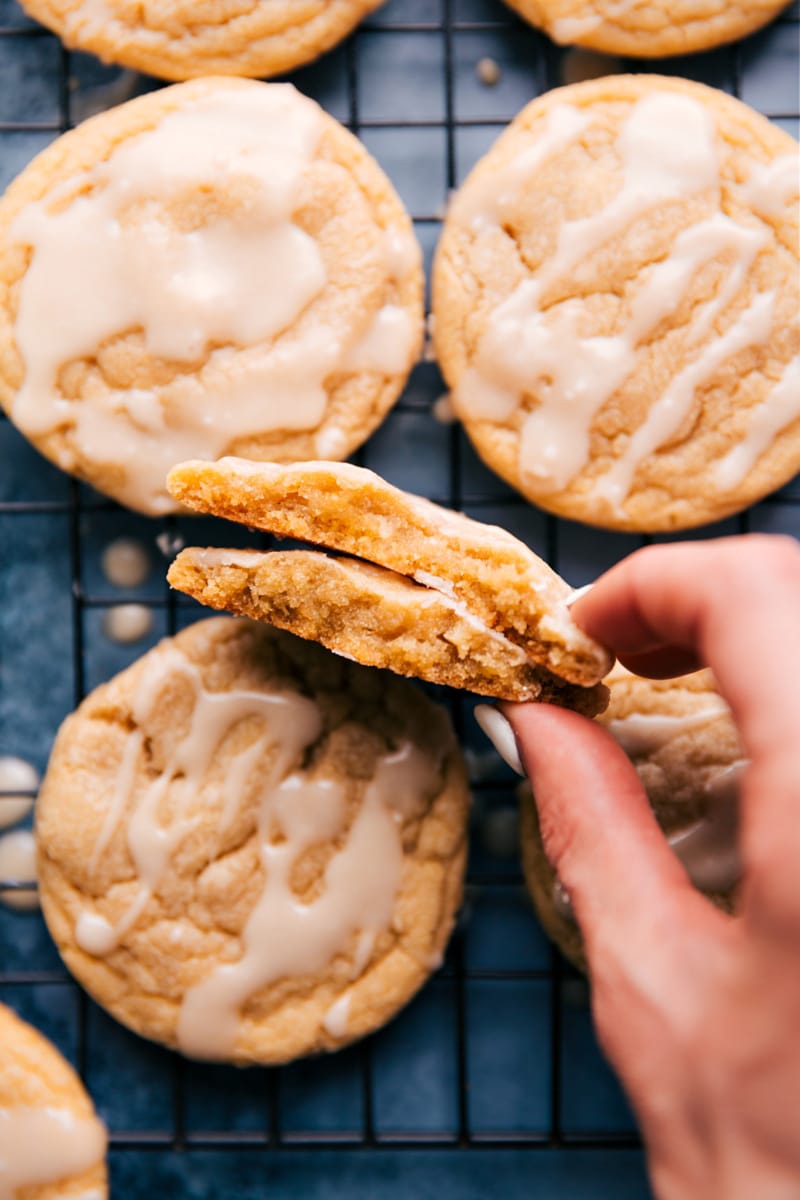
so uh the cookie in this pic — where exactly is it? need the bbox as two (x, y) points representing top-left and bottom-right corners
(166, 457), (614, 694)
(520, 666), (745, 970)
(167, 548), (606, 712)
(0, 1002), (107, 1199)
(433, 76), (800, 532)
(36, 617), (469, 1064)
(504, 0), (792, 58)
(0, 78), (423, 515)
(19, 0), (384, 81)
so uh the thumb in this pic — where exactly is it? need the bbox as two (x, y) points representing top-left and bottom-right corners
(499, 703), (714, 973)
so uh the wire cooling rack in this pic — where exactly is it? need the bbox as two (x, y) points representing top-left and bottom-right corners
(0, 1), (798, 1196)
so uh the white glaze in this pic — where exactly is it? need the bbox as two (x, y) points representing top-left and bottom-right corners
(606, 699), (730, 756)
(10, 86), (414, 513)
(178, 742), (438, 1060)
(74, 638), (441, 1061)
(738, 153), (799, 220)
(455, 91), (787, 506)
(322, 992), (351, 1038)
(714, 355), (800, 490)
(0, 1106), (106, 1199)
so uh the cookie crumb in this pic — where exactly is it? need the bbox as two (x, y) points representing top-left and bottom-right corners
(0, 830), (39, 911)
(101, 537), (151, 589)
(476, 56), (501, 86)
(103, 604), (154, 644)
(432, 393), (456, 424)
(0, 757), (37, 831)
(156, 531), (185, 557)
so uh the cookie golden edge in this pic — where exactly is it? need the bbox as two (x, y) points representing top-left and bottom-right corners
(36, 618), (471, 1064)
(0, 1001), (108, 1199)
(167, 546), (610, 714)
(19, 0), (386, 81)
(432, 74), (800, 534)
(504, 0), (792, 58)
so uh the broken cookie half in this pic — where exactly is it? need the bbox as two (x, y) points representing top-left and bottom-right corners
(166, 458), (612, 713)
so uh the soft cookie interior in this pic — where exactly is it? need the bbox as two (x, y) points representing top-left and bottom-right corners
(167, 456), (613, 687)
(168, 546), (609, 713)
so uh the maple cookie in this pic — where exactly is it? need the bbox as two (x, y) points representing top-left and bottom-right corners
(503, 0), (792, 58)
(165, 457), (613, 712)
(36, 618), (470, 1064)
(0, 78), (423, 515)
(521, 666), (745, 970)
(0, 1001), (107, 1199)
(18, 0), (384, 81)
(433, 76), (800, 533)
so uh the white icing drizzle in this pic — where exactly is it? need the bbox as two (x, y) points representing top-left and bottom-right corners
(606, 697), (730, 757)
(178, 742), (438, 1060)
(344, 305), (418, 374)
(76, 642), (324, 956)
(669, 761), (746, 893)
(0, 1105), (106, 1198)
(322, 992), (351, 1038)
(0, 830), (38, 912)
(74, 637), (441, 1061)
(593, 290), (777, 507)
(714, 356), (800, 491)
(455, 91), (787, 507)
(9, 86), (415, 513)
(454, 104), (589, 231)
(738, 153), (799, 221)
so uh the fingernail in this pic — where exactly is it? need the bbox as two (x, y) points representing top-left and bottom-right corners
(474, 705), (525, 776)
(566, 583), (593, 609)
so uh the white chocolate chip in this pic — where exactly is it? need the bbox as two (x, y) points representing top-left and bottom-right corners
(101, 537), (151, 588)
(0, 830), (39, 911)
(0, 757), (38, 831)
(476, 57), (501, 87)
(103, 604), (154, 644)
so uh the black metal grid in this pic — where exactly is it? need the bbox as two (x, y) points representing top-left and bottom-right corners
(0, 0), (798, 1179)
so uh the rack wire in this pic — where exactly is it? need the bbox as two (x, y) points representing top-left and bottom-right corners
(0, 0), (798, 1194)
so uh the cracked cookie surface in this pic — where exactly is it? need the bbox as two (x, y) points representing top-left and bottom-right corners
(0, 78), (423, 515)
(433, 76), (800, 532)
(520, 666), (745, 970)
(504, 0), (792, 58)
(37, 618), (469, 1064)
(19, 0), (385, 80)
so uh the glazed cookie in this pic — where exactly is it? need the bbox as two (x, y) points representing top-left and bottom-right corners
(166, 457), (613, 705)
(19, 1), (384, 81)
(0, 78), (423, 515)
(36, 618), (470, 1064)
(433, 76), (800, 532)
(520, 666), (745, 970)
(0, 1002), (107, 1199)
(504, 0), (792, 58)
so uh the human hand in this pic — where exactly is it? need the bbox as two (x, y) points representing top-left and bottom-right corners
(497, 536), (800, 1199)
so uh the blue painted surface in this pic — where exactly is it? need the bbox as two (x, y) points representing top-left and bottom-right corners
(0, 0), (797, 1196)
